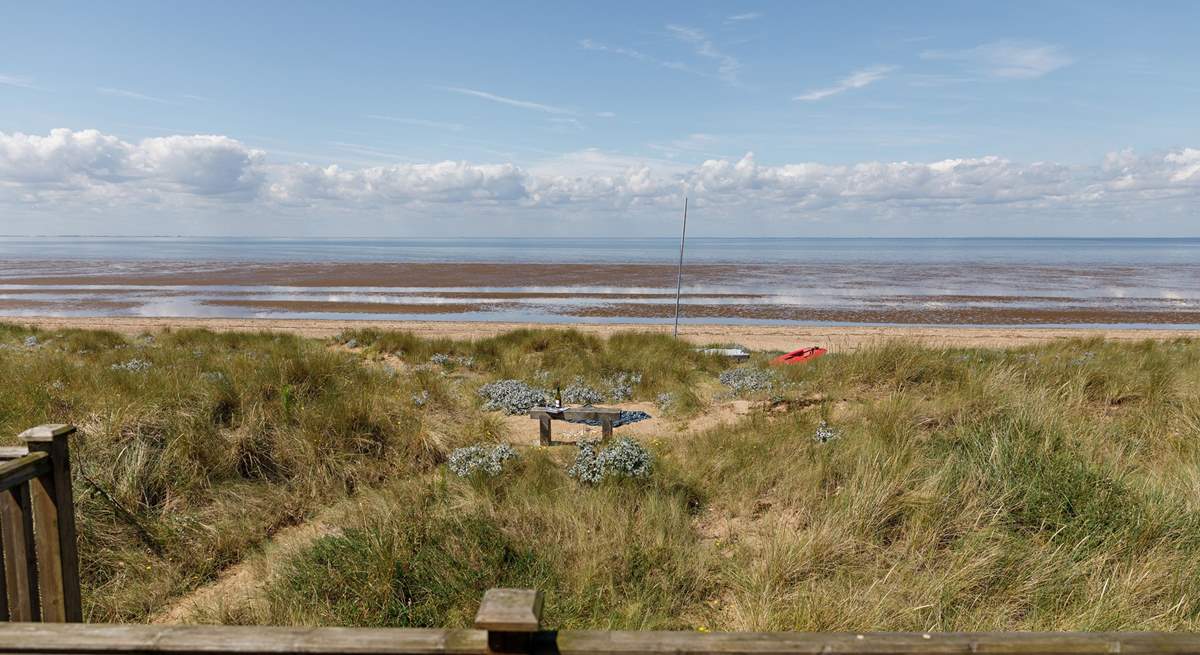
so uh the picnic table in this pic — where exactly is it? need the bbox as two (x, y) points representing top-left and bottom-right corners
(529, 405), (621, 446)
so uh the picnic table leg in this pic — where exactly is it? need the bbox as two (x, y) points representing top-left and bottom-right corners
(539, 416), (552, 446)
(601, 416), (613, 441)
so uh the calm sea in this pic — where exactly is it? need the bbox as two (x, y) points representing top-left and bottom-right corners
(1, 236), (1198, 265)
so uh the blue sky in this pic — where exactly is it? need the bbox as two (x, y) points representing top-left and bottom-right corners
(2, 1), (1198, 236)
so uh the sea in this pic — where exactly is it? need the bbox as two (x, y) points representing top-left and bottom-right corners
(0, 237), (1197, 327)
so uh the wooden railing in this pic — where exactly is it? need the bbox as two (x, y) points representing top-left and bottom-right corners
(2, 586), (1200, 653)
(2, 425), (1198, 654)
(0, 424), (81, 623)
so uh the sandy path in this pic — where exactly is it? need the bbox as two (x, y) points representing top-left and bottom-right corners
(11, 316), (1198, 351)
(151, 517), (342, 624)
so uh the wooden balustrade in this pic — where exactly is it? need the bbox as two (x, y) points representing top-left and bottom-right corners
(0, 424), (81, 623)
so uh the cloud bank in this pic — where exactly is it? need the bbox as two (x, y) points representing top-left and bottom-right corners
(1, 129), (1198, 230)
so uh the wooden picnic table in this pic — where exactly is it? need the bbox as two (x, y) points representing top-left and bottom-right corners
(529, 406), (622, 446)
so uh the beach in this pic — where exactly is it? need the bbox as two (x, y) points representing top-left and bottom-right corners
(14, 316), (1198, 351)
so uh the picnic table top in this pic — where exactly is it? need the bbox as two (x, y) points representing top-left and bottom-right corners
(529, 405), (622, 419)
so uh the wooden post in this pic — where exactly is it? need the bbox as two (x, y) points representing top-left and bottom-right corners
(600, 416), (613, 441)
(0, 482), (40, 622)
(0, 510), (8, 622)
(474, 588), (543, 654)
(538, 417), (552, 447)
(20, 424), (82, 622)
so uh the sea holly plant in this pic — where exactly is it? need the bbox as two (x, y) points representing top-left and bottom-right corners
(568, 437), (653, 484)
(603, 372), (642, 402)
(719, 366), (776, 395)
(447, 443), (519, 478)
(563, 376), (605, 405)
(478, 379), (549, 414)
(813, 420), (840, 444)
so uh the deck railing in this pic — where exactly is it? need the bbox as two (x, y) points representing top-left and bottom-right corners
(2, 424), (1198, 654)
(2, 587), (1200, 654)
(0, 424), (82, 623)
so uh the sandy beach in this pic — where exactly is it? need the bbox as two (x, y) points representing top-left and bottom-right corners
(10, 315), (1197, 351)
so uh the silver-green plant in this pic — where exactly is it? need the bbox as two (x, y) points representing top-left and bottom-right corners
(568, 437), (653, 484)
(447, 443), (518, 478)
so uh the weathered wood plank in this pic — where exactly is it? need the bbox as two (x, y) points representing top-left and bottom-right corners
(22, 423), (83, 621)
(0, 452), (50, 492)
(0, 445), (30, 461)
(0, 481), (41, 622)
(0, 623), (488, 653)
(0, 516), (8, 621)
(539, 415), (552, 446)
(4, 625), (1200, 655)
(530, 407), (621, 421)
(474, 588), (543, 632)
(555, 631), (1200, 655)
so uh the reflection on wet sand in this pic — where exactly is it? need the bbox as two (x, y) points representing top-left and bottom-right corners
(2, 259), (1198, 327)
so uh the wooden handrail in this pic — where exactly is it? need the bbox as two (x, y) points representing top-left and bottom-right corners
(1, 622), (1200, 655)
(0, 453), (50, 492)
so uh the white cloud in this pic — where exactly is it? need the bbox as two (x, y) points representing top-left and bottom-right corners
(97, 87), (173, 104)
(441, 87), (573, 115)
(921, 40), (1073, 79)
(580, 39), (697, 76)
(0, 74), (37, 90)
(0, 129), (263, 200)
(665, 25), (742, 84)
(795, 66), (895, 101)
(366, 115), (466, 131)
(2, 129), (1199, 225)
(269, 161), (527, 205)
(726, 12), (762, 21)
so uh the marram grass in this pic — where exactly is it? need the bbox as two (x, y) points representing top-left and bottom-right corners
(2, 323), (1199, 630)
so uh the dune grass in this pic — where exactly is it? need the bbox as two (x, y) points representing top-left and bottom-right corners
(2, 323), (1199, 629)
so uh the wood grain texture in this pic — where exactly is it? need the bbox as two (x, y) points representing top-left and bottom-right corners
(0, 623), (487, 653)
(0, 446), (30, 461)
(3, 625), (1200, 655)
(554, 631), (1200, 655)
(0, 482), (40, 622)
(474, 588), (543, 632)
(0, 452), (50, 492)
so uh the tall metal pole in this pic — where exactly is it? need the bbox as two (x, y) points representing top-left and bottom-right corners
(673, 197), (688, 338)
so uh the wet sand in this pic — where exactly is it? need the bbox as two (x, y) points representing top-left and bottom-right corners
(8, 316), (1197, 352)
(3, 259), (1198, 327)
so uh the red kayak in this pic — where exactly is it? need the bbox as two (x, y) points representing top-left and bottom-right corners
(771, 346), (827, 365)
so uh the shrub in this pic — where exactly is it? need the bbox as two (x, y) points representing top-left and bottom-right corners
(563, 377), (605, 405)
(447, 444), (519, 478)
(478, 379), (548, 414)
(719, 366), (775, 394)
(110, 358), (153, 373)
(813, 420), (840, 444)
(431, 353), (475, 369)
(568, 437), (653, 484)
(604, 372), (642, 402)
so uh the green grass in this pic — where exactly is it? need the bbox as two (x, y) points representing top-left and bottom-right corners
(3, 323), (1200, 629)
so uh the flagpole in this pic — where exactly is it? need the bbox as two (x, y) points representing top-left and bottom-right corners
(673, 196), (688, 339)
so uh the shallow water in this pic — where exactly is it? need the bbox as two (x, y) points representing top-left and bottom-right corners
(1, 237), (1197, 327)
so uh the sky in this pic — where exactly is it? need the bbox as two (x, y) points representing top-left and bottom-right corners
(1, 1), (1198, 237)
